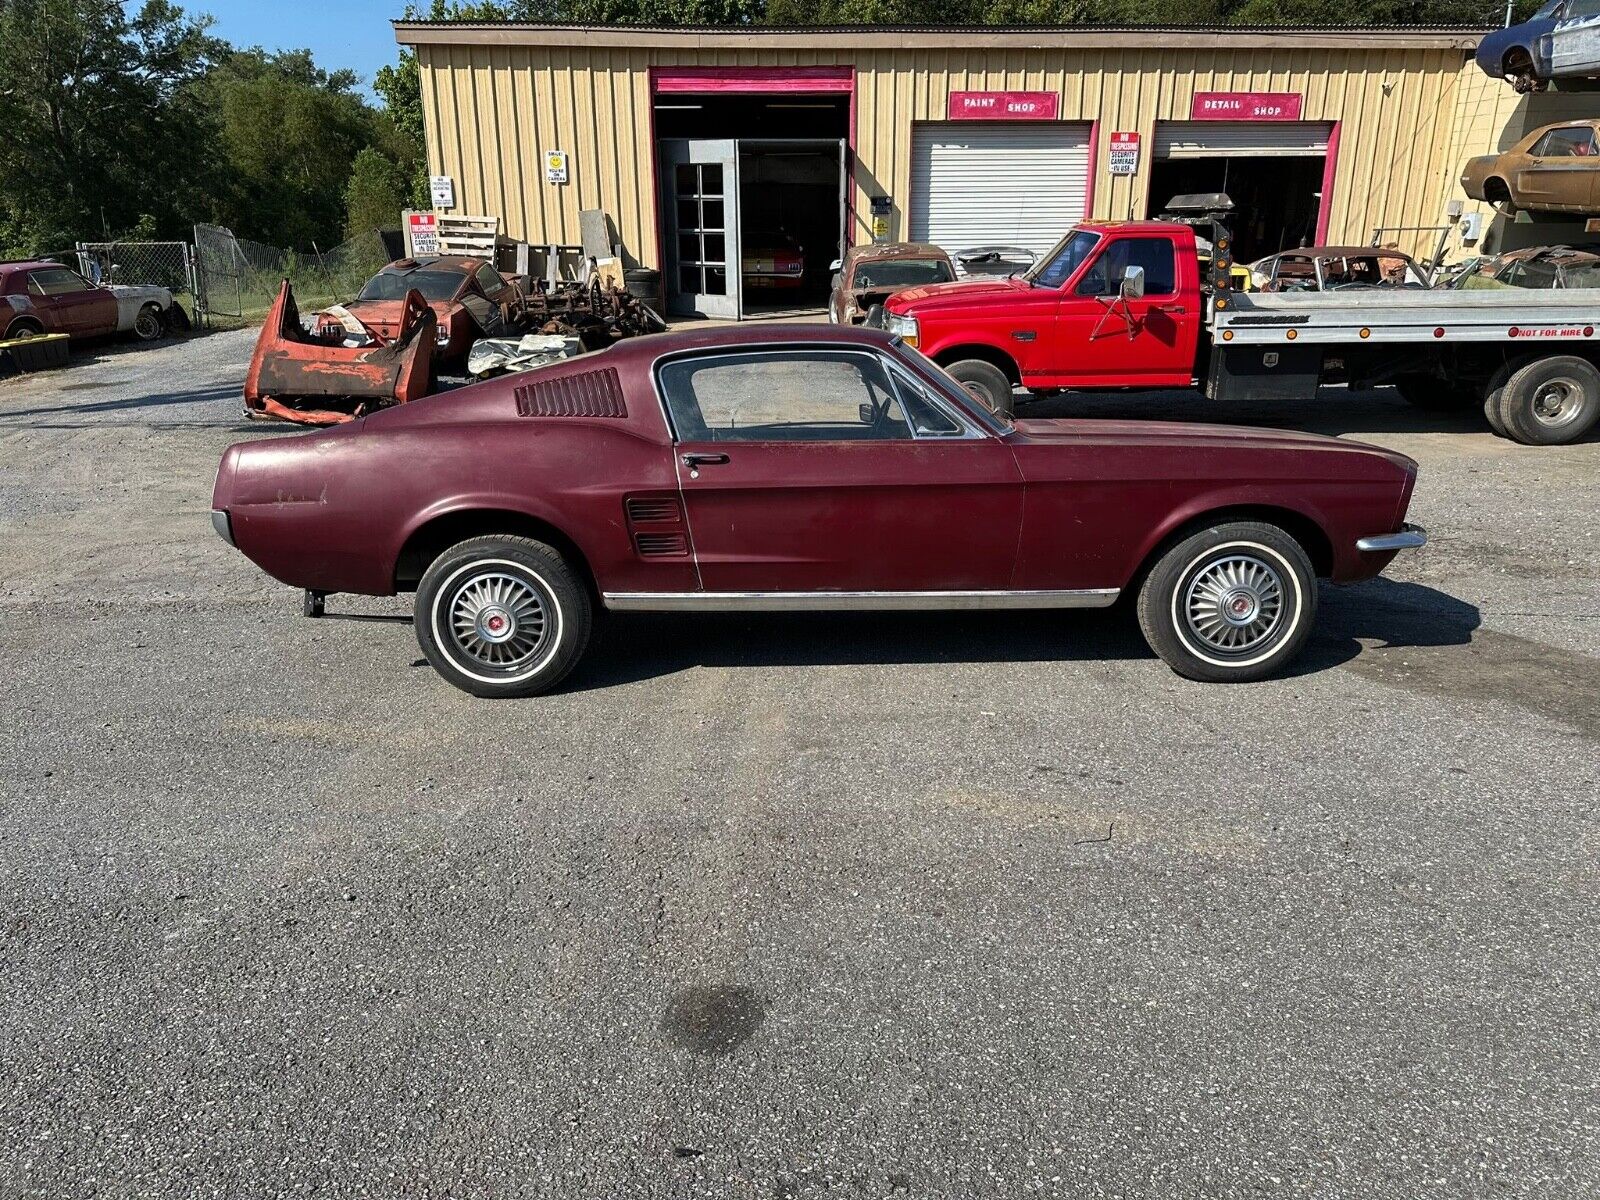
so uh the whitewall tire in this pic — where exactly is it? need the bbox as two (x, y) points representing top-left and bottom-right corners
(1137, 521), (1317, 683)
(414, 535), (592, 698)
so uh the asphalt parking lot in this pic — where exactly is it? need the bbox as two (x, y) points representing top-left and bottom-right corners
(2, 329), (1596, 1198)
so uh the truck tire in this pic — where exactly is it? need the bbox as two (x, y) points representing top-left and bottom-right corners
(1481, 357), (1530, 438)
(414, 534), (593, 698)
(1395, 376), (1466, 412)
(945, 359), (1015, 417)
(1136, 520), (1317, 684)
(1495, 355), (1600, 446)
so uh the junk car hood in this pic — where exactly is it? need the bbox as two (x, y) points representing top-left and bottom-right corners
(887, 275), (1033, 312)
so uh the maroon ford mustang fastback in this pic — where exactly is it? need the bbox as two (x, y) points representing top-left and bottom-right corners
(211, 324), (1425, 697)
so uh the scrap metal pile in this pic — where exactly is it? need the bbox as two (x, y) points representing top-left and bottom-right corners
(517, 276), (667, 355)
(243, 262), (666, 426)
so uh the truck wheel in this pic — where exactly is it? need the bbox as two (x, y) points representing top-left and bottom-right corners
(414, 535), (592, 698)
(1136, 521), (1317, 684)
(945, 359), (1015, 417)
(133, 303), (165, 341)
(1395, 376), (1465, 411)
(1496, 356), (1600, 446)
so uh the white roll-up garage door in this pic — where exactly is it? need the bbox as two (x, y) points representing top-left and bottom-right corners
(911, 122), (1091, 258)
(1153, 121), (1335, 158)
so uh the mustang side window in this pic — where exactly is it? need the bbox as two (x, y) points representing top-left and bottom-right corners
(1534, 127), (1597, 156)
(659, 350), (913, 443)
(27, 269), (92, 297)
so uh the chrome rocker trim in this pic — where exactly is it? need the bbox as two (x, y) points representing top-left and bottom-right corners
(1355, 523), (1427, 553)
(602, 588), (1121, 612)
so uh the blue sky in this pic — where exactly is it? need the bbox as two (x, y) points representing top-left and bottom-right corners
(181, 1), (413, 97)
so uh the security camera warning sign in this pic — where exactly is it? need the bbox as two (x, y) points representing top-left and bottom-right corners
(1108, 132), (1141, 175)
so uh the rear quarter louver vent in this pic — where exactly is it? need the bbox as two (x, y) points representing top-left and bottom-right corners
(625, 497), (681, 524)
(514, 368), (627, 418)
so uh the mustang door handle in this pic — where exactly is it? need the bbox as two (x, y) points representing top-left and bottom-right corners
(682, 452), (729, 468)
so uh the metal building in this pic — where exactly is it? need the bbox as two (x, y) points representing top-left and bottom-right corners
(396, 21), (1547, 319)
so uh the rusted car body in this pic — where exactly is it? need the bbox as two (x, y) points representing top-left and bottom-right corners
(1476, 0), (1600, 92)
(828, 243), (956, 324)
(315, 255), (525, 364)
(1248, 247), (1429, 291)
(0, 260), (180, 342)
(244, 280), (436, 426)
(1450, 244), (1600, 290)
(1461, 120), (1600, 215)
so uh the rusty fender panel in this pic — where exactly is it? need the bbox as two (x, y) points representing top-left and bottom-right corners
(243, 279), (437, 419)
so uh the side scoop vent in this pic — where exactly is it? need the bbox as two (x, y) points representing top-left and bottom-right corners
(625, 497), (681, 524)
(514, 368), (627, 418)
(634, 532), (689, 557)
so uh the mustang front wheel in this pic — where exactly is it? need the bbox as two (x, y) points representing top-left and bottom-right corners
(1137, 521), (1317, 683)
(414, 535), (592, 698)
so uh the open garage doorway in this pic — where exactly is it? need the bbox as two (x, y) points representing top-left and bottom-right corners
(1147, 121), (1334, 264)
(654, 73), (851, 320)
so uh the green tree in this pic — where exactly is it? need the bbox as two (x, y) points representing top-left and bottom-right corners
(202, 47), (377, 248)
(0, 0), (220, 254)
(343, 145), (410, 238)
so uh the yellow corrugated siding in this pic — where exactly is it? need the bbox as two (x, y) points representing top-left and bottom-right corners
(417, 42), (1502, 267)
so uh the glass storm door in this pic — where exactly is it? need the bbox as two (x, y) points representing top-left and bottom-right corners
(662, 139), (740, 319)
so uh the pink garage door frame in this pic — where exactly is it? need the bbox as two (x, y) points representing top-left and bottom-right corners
(647, 66), (859, 300)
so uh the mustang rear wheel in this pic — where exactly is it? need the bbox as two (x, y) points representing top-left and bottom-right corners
(414, 535), (592, 698)
(1137, 521), (1317, 683)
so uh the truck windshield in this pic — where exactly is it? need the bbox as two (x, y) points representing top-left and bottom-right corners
(1025, 230), (1101, 288)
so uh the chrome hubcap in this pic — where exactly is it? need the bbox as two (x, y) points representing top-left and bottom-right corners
(1532, 379), (1581, 426)
(1185, 554), (1284, 654)
(447, 571), (548, 669)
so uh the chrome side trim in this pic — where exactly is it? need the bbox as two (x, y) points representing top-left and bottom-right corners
(210, 509), (234, 546)
(1356, 523), (1427, 553)
(602, 588), (1120, 612)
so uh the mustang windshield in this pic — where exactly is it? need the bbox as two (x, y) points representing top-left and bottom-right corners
(357, 270), (463, 303)
(1025, 230), (1101, 288)
(896, 342), (1014, 433)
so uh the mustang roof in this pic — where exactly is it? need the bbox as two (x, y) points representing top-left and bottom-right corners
(602, 321), (895, 366)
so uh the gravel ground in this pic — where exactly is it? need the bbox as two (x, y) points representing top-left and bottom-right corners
(1, 329), (1596, 1198)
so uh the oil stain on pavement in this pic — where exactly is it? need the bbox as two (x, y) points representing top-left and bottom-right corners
(661, 984), (767, 1054)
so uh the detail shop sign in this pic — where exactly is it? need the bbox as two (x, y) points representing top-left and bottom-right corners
(948, 91), (1060, 121)
(1190, 92), (1304, 121)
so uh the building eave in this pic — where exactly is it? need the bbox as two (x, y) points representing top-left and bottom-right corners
(392, 22), (1486, 53)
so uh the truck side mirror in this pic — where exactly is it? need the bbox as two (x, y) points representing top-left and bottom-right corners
(1120, 265), (1146, 299)
(828, 259), (842, 272)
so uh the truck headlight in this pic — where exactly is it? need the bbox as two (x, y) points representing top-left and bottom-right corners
(885, 312), (919, 346)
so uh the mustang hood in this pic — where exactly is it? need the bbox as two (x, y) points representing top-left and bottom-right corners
(1013, 416), (1417, 472)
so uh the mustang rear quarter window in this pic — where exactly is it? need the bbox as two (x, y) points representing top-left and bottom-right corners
(658, 350), (916, 443)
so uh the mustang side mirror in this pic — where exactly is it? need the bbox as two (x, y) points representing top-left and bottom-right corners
(858, 401), (877, 426)
(1120, 265), (1146, 299)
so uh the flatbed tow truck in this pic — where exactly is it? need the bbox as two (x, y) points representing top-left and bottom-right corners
(879, 196), (1600, 445)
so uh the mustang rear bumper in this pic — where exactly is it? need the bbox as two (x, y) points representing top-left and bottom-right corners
(1356, 523), (1427, 553)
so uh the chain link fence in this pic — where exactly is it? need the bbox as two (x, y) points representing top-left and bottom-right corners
(73, 241), (200, 325)
(193, 225), (390, 327)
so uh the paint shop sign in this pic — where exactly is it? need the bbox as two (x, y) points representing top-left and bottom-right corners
(948, 91), (1060, 120)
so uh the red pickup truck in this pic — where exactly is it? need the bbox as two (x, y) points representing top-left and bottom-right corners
(880, 216), (1600, 446)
